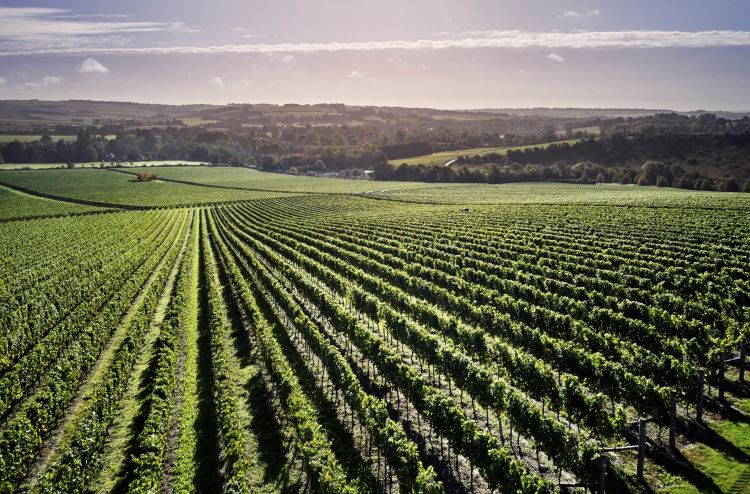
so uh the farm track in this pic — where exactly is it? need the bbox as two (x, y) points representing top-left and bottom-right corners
(23, 211), (189, 487)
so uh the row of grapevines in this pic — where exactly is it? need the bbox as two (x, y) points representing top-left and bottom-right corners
(232, 203), (669, 419)
(0, 212), (177, 418)
(0, 211), (170, 370)
(235, 206), (629, 435)
(34, 211), (191, 493)
(125, 212), (200, 493)
(0, 211), (185, 493)
(256, 210), (694, 394)
(209, 210), (443, 493)
(216, 208), (556, 493)
(205, 213), (359, 494)
(198, 210), (255, 493)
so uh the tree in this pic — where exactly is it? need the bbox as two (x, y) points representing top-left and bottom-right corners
(190, 146), (210, 162)
(259, 155), (278, 171)
(669, 164), (686, 178)
(656, 175), (670, 187)
(372, 162), (392, 180)
(76, 145), (98, 163)
(641, 161), (665, 185)
(694, 178), (714, 191)
(595, 172), (606, 184)
(312, 159), (327, 172)
(675, 176), (693, 189)
(743, 179), (750, 193)
(636, 175), (649, 186)
(718, 176), (741, 192)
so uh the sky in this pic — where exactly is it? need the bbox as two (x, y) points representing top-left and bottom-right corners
(0, 1), (749, 110)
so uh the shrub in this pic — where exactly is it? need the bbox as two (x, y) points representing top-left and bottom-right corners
(136, 173), (158, 182)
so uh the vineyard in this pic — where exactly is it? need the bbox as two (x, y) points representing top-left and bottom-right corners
(0, 168), (748, 493)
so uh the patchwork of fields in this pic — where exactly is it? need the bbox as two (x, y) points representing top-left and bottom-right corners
(387, 140), (582, 166)
(0, 167), (748, 494)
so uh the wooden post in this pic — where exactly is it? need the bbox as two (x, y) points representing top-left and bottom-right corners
(637, 418), (646, 481)
(719, 351), (726, 401)
(669, 391), (677, 450)
(598, 454), (607, 494)
(740, 342), (746, 383)
(697, 370), (704, 423)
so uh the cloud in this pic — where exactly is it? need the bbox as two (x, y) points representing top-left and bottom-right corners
(266, 53), (296, 63)
(347, 70), (377, 83)
(4, 30), (750, 56)
(40, 75), (63, 85)
(547, 52), (565, 62)
(232, 27), (265, 39)
(230, 78), (253, 88)
(15, 75), (63, 91)
(0, 6), (186, 53)
(16, 82), (41, 91)
(0, 76), (6, 86)
(386, 56), (427, 70)
(209, 76), (224, 88)
(562, 10), (599, 18)
(77, 57), (108, 74)
(55, 13), (134, 19)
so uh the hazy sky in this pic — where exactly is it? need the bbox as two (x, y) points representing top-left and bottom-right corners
(0, 1), (749, 110)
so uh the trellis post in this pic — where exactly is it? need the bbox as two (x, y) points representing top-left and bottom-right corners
(598, 454), (607, 494)
(719, 350), (726, 401)
(637, 418), (646, 481)
(697, 370), (704, 423)
(669, 391), (677, 450)
(740, 341), (746, 383)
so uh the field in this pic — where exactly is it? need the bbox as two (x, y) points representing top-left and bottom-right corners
(556, 127), (602, 137)
(0, 160), (210, 171)
(388, 140), (582, 166)
(0, 167), (748, 494)
(361, 182), (750, 208)
(0, 183), (110, 220)
(0, 168), (292, 207)
(129, 165), (437, 193)
(0, 135), (80, 143)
